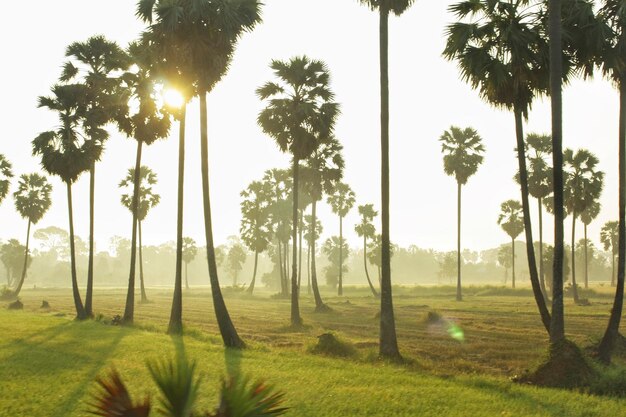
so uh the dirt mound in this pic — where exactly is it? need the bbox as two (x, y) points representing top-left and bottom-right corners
(8, 300), (23, 310)
(309, 333), (357, 358)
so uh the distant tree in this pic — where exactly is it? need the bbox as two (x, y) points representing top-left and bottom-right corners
(368, 234), (395, 284)
(240, 180), (273, 294)
(182, 238), (197, 290)
(355, 204), (379, 297)
(303, 214), (323, 295)
(258, 55), (340, 327)
(33, 83), (100, 320)
(438, 252), (458, 284)
(1, 240), (28, 288)
(0, 154), (13, 206)
(120, 166), (161, 303)
(543, 244), (571, 293)
(497, 200), (524, 289)
(600, 221), (619, 287)
(580, 201), (601, 289)
(33, 226), (69, 261)
(226, 242), (247, 287)
(439, 126), (484, 300)
(322, 236), (350, 289)
(327, 183), (356, 296)
(563, 148), (604, 303)
(497, 245), (513, 284)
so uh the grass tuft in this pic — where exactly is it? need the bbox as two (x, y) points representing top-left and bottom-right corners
(308, 333), (357, 358)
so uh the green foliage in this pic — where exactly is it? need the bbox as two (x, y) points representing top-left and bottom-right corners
(148, 354), (201, 417)
(322, 236), (350, 288)
(13, 173), (52, 225)
(600, 220), (619, 255)
(89, 370), (151, 417)
(301, 136), (344, 203)
(367, 234), (395, 270)
(354, 204), (377, 240)
(327, 183), (355, 218)
(497, 200), (524, 240)
(226, 240), (248, 285)
(262, 169), (292, 245)
(0, 240), (29, 287)
(182, 238), (198, 265)
(563, 148), (604, 217)
(215, 375), (287, 417)
(597, 0), (626, 84)
(439, 126), (484, 185)
(357, 0), (415, 16)
(438, 251), (458, 283)
(518, 133), (552, 200)
(240, 180), (273, 254)
(0, 154), (13, 204)
(119, 166), (160, 222)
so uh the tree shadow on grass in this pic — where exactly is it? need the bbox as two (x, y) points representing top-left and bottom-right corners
(224, 347), (242, 378)
(0, 321), (73, 354)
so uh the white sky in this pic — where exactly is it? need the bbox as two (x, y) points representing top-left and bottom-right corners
(0, 0), (620, 254)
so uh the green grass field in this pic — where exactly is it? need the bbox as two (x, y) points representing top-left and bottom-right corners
(2, 285), (626, 416)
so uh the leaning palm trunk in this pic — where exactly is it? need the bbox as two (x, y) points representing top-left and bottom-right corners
(548, 0), (566, 344)
(123, 140), (143, 323)
(514, 107), (552, 333)
(248, 250), (259, 294)
(363, 235), (379, 297)
(570, 214), (580, 303)
(311, 200), (328, 311)
(12, 220), (31, 297)
(199, 92), (244, 348)
(598, 81), (626, 363)
(290, 158), (302, 326)
(67, 182), (86, 320)
(168, 105), (186, 335)
(85, 163), (95, 317)
(378, 6), (401, 360)
(139, 220), (147, 303)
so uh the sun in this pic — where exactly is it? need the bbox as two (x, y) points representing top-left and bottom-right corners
(162, 87), (185, 109)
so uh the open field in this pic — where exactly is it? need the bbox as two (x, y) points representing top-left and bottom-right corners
(2, 286), (626, 416)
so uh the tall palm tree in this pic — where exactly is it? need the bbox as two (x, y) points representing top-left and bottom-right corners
(520, 133), (553, 298)
(355, 204), (380, 297)
(601, 220), (619, 288)
(33, 83), (102, 320)
(11, 174), (52, 298)
(563, 148), (604, 304)
(182, 237), (197, 290)
(439, 126), (484, 301)
(240, 180), (273, 294)
(498, 200), (525, 289)
(444, 0), (552, 333)
(138, 0), (262, 347)
(119, 41), (171, 324)
(0, 155), (13, 207)
(580, 201), (601, 289)
(327, 183), (356, 296)
(301, 137), (344, 312)
(597, 0), (626, 364)
(258, 56), (340, 327)
(120, 166), (161, 303)
(358, 0), (415, 361)
(303, 214), (323, 295)
(61, 35), (128, 317)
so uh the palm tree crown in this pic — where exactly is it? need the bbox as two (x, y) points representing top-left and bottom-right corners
(439, 126), (485, 185)
(563, 148), (604, 216)
(0, 154), (14, 204)
(327, 183), (356, 219)
(119, 166), (161, 222)
(358, 0), (415, 15)
(13, 174), (52, 225)
(240, 180), (273, 254)
(355, 204), (378, 240)
(498, 200), (525, 240)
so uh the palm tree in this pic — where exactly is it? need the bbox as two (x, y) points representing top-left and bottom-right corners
(119, 41), (171, 324)
(303, 214), (323, 295)
(444, 0), (552, 333)
(182, 238), (197, 290)
(563, 148), (604, 304)
(61, 35), (128, 317)
(498, 200), (525, 289)
(601, 221), (619, 288)
(322, 236), (351, 289)
(120, 166), (161, 303)
(597, 0), (626, 364)
(498, 245), (513, 285)
(10, 174), (52, 298)
(258, 56), (340, 327)
(327, 183), (356, 296)
(580, 201), (601, 289)
(240, 180), (273, 294)
(0, 155), (13, 207)
(358, 0), (415, 361)
(439, 126), (484, 300)
(355, 204), (380, 297)
(301, 137), (345, 312)
(519, 133), (553, 298)
(33, 83), (101, 320)
(138, 0), (262, 347)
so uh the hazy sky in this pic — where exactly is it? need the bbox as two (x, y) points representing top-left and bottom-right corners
(0, 0), (620, 254)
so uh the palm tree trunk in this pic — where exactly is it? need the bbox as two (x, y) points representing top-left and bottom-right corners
(13, 220), (31, 297)
(364, 235), (379, 297)
(539, 197), (548, 299)
(67, 181), (86, 320)
(456, 182), (462, 301)
(571, 214), (580, 303)
(199, 92), (244, 348)
(512, 237), (516, 289)
(598, 80), (626, 363)
(548, 0), (566, 345)
(85, 162), (95, 317)
(139, 220), (147, 303)
(514, 106), (551, 333)
(378, 5), (400, 360)
(311, 200), (327, 311)
(248, 250), (258, 294)
(298, 211), (303, 292)
(168, 105), (186, 335)
(123, 140), (143, 324)
(284, 242), (289, 295)
(290, 158), (302, 326)
(612, 253), (616, 287)
(307, 241), (311, 295)
(278, 240), (285, 294)
(339, 215), (344, 296)
(185, 262), (189, 290)
(584, 224), (589, 289)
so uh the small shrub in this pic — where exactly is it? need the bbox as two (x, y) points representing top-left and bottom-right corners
(40, 300), (50, 309)
(309, 333), (357, 358)
(8, 299), (23, 310)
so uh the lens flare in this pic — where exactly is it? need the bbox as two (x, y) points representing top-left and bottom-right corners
(163, 88), (184, 109)
(447, 323), (465, 342)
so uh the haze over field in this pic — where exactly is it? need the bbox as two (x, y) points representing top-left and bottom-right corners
(0, 0), (620, 252)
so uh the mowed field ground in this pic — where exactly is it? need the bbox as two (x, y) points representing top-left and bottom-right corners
(1, 285), (626, 416)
